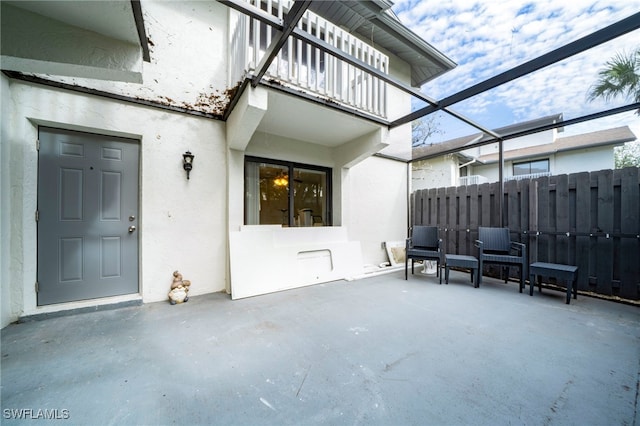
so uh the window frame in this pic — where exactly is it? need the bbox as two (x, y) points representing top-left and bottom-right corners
(244, 156), (332, 227)
(512, 158), (550, 176)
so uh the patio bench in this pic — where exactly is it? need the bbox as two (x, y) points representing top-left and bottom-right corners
(444, 254), (479, 287)
(529, 262), (578, 304)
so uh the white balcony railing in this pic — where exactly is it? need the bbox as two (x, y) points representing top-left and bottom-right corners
(229, 0), (389, 118)
(506, 172), (551, 181)
(458, 172), (552, 186)
(459, 175), (489, 186)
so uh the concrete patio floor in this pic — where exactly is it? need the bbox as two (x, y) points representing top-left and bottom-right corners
(2, 270), (639, 426)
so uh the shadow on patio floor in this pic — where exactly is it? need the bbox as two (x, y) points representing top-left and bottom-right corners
(2, 270), (639, 425)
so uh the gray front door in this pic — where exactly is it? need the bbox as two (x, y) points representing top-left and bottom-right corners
(37, 127), (139, 305)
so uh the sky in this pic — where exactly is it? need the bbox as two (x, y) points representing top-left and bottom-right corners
(389, 0), (640, 144)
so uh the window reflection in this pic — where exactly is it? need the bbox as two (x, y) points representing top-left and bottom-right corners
(245, 158), (331, 226)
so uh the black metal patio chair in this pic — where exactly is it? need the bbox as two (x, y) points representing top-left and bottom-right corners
(475, 227), (527, 291)
(405, 226), (442, 280)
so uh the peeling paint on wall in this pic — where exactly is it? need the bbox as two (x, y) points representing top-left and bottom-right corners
(25, 0), (233, 118)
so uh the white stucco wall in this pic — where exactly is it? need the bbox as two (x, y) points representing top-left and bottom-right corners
(1, 0), (424, 324)
(469, 146), (616, 182)
(378, 50), (413, 161)
(1, 2), (143, 84)
(1, 73), (12, 327)
(471, 129), (556, 158)
(411, 155), (458, 191)
(554, 146), (615, 174)
(24, 0), (230, 116)
(3, 80), (227, 325)
(345, 156), (409, 266)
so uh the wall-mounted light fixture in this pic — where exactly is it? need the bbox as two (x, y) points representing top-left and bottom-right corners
(182, 151), (194, 180)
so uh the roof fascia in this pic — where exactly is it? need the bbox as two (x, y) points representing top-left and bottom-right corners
(370, 14), (457, 75)
(411, 102), (640, 163)
(479, 138), (631, 165)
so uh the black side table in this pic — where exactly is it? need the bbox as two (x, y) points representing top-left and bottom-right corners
(529, 262), (578, 304)
(444, 254), (479, 287)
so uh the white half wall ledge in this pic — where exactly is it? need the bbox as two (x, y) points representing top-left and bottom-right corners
(229, 226), (363, 299)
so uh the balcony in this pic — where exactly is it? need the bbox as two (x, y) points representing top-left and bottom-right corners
(229, 0), (389, 119)
(459, 172), (552, 186)
(506, 171), (552, 181)
(458, 175), (489, 186)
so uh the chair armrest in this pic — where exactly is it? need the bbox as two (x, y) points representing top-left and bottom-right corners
(405, 238), (412, 250)
(510, 241), (525, 255)
(474, 240), (483, 249)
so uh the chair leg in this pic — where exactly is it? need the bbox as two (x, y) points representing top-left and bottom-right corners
(529, 273), (535, 296)
(519, 266), (524, 293)
(405, 257), (408, 280)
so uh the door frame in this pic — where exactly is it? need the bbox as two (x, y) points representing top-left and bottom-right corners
(34, 124), (143, 307)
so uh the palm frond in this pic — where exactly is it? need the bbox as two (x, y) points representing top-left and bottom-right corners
(587, 48), (640, 114)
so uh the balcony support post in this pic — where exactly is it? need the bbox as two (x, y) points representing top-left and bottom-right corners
(499, 139), (504, 227)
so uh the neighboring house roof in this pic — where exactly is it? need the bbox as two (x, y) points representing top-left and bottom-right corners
(308, 1), (456, 87)
(477, 126), (636, 164)
(412, 113), (566, 161)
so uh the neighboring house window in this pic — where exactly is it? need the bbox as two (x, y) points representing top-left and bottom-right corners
(245, 156), (331, 227)
(513, 159), (549, 176)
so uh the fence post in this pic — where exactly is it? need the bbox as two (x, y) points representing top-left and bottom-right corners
(529, 180), (538, 266)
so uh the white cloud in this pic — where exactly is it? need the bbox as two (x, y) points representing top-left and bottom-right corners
(393, 0), (640, 140)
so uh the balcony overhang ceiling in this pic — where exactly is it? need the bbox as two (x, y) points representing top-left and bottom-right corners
(257, 88), (382, 147)
(0, 0), (149, 83)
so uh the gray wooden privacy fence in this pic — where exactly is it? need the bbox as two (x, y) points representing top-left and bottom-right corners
(410, 167), (640, 301)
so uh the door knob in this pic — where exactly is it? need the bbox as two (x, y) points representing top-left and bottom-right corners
(128, 225), (136, 233)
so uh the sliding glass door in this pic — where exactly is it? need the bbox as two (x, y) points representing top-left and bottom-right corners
(245, 157), (331, 226)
